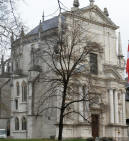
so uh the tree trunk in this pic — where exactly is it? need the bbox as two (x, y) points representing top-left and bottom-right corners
(58, 108), (64, 141)
(58, 83), (67, 141)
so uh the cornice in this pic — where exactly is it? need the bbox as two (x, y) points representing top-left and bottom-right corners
(104, 63), (125, 70)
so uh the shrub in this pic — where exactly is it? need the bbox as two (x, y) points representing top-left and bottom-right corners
(86, 137), (95, 141)
(100, 137), (114, 141)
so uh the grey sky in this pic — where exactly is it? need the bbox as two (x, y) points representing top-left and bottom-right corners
(17, 0), (129, 58)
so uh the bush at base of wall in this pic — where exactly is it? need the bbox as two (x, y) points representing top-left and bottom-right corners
(86, 137), (114, 141)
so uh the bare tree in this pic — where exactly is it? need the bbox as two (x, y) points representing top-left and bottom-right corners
(29, 7), (105, 140)
(0, 0), (23, 58)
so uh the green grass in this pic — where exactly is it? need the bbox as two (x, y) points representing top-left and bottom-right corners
(0, 139), (53, 141)
(0, 139), (86, 141)
(0, 139), (52, 141)
(0, 139), (51, 141)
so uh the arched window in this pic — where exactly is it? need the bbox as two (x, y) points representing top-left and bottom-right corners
(16, 82), (20, 96)
(15, 117), (19, 130)
(22, 117), (27, 130)
(15, 99), (18, 110)
(22, 81), (27, 102)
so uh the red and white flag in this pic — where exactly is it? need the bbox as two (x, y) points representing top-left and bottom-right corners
(126, 42), (129, 82)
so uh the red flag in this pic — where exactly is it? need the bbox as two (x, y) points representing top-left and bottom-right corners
(126, 42), (129, 82)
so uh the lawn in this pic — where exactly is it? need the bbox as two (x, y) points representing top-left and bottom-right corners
(0, 140), (44, 141)
(0, 139), (86, 141)
(0, 140), (43, 141)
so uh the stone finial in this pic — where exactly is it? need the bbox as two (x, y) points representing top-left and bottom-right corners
(38, 20), (43, 32)
(118, 32), (124, 57)
(89, 0), (95, 6)
(73, 0), (79, 8)
(11, 32), (14, 43)
(38, 20), (43, 40)
(42, 10), (45, 22)
(20, 26), (24, 37)
(104, 8), (109, 16)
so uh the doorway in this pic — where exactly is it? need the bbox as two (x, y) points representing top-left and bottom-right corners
(91, 114), (99, 138)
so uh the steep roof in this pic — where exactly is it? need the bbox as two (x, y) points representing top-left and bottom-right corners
(28, 16), (65, 35)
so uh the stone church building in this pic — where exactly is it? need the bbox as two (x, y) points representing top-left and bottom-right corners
(7, 0), (128, 140)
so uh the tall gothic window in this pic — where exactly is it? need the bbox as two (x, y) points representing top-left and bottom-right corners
(22, 81), (27, 102)
(15, 99), (18, 110)
(15, 117), (19, 130)
(22, 117), (27, 130)
(16, 82), (20, 96)
(90, 53), (98, 75)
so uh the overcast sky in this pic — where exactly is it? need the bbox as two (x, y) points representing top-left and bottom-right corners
(17, 0), (129, 58)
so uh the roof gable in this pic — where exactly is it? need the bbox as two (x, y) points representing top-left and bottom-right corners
(81, 5), (118, 29)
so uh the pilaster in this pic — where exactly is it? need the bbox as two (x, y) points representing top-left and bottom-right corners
(109, 89), (114, 123)
(114, 90), (119, 124)
(79, 86), (83, 122)
(122, 92), (126, 125)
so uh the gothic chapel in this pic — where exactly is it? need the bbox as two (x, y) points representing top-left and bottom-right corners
(9, 0), (128, 140)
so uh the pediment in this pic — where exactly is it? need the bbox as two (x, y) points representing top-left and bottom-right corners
(104, 67), (122, 80)
(81, 5), (118, 29)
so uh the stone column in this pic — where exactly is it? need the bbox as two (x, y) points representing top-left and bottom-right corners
(114, 90), (119, 123)
(109, 89), (114, 123)
(122, 92), (126, 125)
(79, 86), (83, 122)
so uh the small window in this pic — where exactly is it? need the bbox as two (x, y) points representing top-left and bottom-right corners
(126, 119), (129, 126)
(90, 53), (98, 75)
(22, 117), (27, 130)
(16, 82), (20, 96)
(15, 117), (19, 130)
(16, 60), (19, 70)
(22, 81), (27, 102)
(15, 99), (18, 110)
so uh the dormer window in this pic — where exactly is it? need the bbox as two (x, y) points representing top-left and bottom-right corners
(90, 53), (98, 75)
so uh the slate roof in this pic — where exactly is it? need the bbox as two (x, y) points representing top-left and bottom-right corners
(28, 16), (65, 35)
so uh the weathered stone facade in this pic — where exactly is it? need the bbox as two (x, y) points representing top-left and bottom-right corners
(0, 72), (11, 136)
(9, 1), (128, 140)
